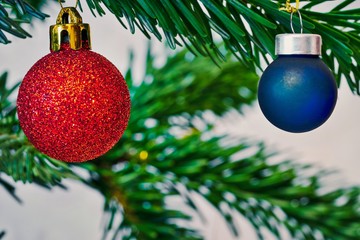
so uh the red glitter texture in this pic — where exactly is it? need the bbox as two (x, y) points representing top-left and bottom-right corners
(17, 46), (131, 162)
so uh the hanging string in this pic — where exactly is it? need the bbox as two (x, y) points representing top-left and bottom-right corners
(58, 0), (79, 9)
(279, 0), (300, 13)
(290, 10), (303, 33)
(280, 0), (303, 34)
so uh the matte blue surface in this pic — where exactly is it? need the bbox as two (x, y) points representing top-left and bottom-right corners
(258, 55), (338, 133)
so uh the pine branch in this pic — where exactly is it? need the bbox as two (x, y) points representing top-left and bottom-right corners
(71, 46), (261, 238)
(81, 0), (360, 93)
(82, 162), (201, 240)
(2, 1), (360, 93)
(0, 0), (48, 43)
(0, 230), (5, 239)
(129, 45), (258, 129)
(81, 46), (360, 239)
(151, 133), (360, 239)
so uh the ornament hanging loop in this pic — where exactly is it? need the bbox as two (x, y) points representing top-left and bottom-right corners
(279, 0), (303, 34)
(58, 0), (79, 9)
(290, 10), (303, 34)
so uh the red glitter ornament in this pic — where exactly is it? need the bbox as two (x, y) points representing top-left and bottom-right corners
(17, 7), (130, 162)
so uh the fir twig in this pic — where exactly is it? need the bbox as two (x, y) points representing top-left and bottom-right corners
(84, 162), (202, 240)
(0, 0), (48, 43)
(2, 1), (360, 93)
(80, 46), (360, 239)
(81, 0), (360, 93)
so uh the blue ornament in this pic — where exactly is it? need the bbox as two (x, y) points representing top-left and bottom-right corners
(258, 34), (337, 133)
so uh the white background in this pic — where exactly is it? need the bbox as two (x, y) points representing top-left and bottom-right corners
(1, 1), (360, 239)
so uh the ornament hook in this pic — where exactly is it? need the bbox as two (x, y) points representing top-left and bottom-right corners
(58, 0), (79, 9)
(280, 0), (300, 13)
(290, 10), (303, 34)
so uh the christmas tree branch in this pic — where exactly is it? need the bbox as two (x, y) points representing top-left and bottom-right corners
(81, 46), (360, 239)
(130, 45), (259, 126)
(167, 136), (360, 239)
(144, 46), (360, 239)
(0, 0), (48, 43)
(68, 45), (261, 238)
(82, 162), (201, 240)
(82, 0), (360, 93)
(2, 1), (360, 93)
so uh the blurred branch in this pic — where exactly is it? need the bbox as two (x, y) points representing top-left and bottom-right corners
(0, 230), (5, 239)
(83, 162), (202, 240)
(0, 174), (21, 203)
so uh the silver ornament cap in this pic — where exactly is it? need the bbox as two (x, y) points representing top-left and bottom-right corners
(276, 34), (322, 55)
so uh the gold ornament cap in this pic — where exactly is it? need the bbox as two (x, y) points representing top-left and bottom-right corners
(50, 7), (91, 51)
